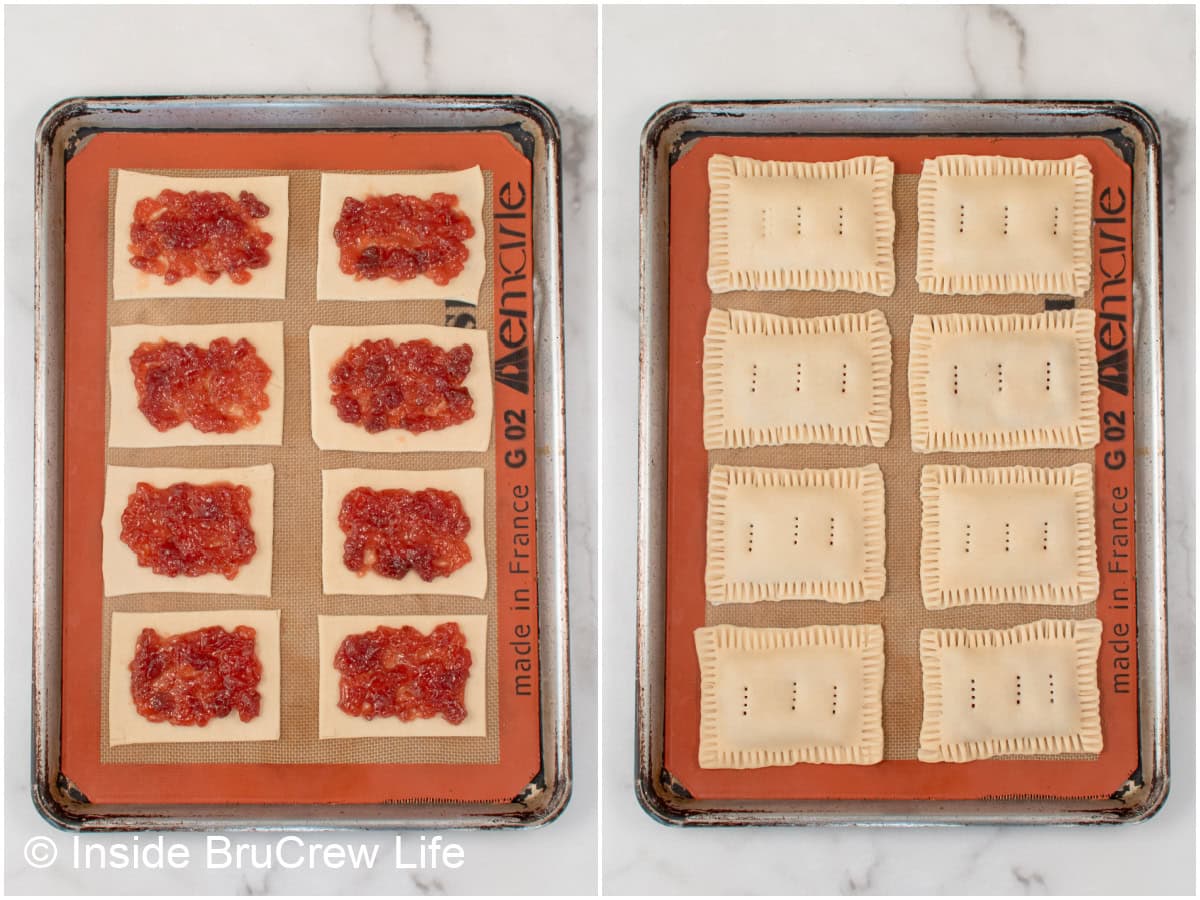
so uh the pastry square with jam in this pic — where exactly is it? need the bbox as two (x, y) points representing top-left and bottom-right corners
(112, 170), (290, 300)
(101, 464), (275, 597)
(321, 467), (487, 598)
(316, 167), (486, 303)
(108, 321), (285, 448)
(308, 323), (492, 453)
(317, 615), (488, 738)
(108, 609), (281, 745)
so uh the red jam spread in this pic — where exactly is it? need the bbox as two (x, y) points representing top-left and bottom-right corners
(131, 337), (272, 434)
(329, 338), (474, 435)
(338, 486), (471, 582)
(130, 625), (262, 726)
(332, 192), (473, 285)
(334, 622), (471, 724)
(120, 481), (257, 579)
(128, 189), (272, 285)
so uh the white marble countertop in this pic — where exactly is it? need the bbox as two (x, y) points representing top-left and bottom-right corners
(600, 4), (1195, 895)
(3, 5), (597, 895)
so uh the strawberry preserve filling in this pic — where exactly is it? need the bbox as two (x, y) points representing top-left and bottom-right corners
(332, 192), (473, 285)
(130, 625), (263, 726)
(128, 189), (272, 285)
(329, 337), (474, 435)
(334, 622), (471, 724)
(120, 481), (257, 579)
(131, 337), (272, 434)
(338, 486), (471, 582)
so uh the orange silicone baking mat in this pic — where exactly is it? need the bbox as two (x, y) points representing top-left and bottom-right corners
(663, 135), (1138, 801)
(60, 131), (541, 805)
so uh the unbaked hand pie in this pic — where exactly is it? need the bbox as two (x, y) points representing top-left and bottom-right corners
(318, 615), (488, 738)
(112, 170), (290, 300)
(705, 463), (886, 605)
(916, 154), (1093, 296)
(316, 168), (486, 303)
(695, 624), (885, 768)
(918, 618), (1103, 763)
(909, 310), (1100, 452)
(920, 463), (1100, 610)
(702, 308), (892, 449)
(707, 154), (896, 295)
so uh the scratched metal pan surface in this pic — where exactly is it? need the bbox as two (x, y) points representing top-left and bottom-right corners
(33, 95), (569, 831)
(636, 100), (1166, 826)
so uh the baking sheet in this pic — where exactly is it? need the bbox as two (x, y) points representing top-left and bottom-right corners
(637, 100), (1167, 825)
(33, 95), (569, 831)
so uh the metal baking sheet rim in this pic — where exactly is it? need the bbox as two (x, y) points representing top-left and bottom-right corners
(636, 99), (1168, 826)
(32, 95), (570, 831)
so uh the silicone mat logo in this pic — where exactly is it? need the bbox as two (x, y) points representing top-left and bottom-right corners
(496, 179), (531, 395)
(1096, 182), (1131, 398)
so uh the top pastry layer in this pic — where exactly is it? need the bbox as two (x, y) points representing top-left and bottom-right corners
(707, 155), (896, 296)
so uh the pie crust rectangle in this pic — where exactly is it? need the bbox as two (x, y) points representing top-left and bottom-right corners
(909, 310), (1100, 452)
(112, 170), (290, 300)
(921, 464), (1099, 610)
(102, 465), (275, 597)
(108, 321), (285, 448)
(918, 619), (1103, 763)
(705, 464), (886, 605)
(916, 154), (1093, 296)
(707, 154), (896, 296)
(695, 624), (885, 768)
(317, 615), (488, 739)
(309, 324), (493, 453)
(321, 467), (487, 598)
(316, 167), (486, 303)
(108, 609), (282, 745)
(703, 307), (892, 449)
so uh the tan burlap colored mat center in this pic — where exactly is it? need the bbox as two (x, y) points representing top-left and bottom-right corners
(705, 174), (1097, 760)
(101, 168), (500, 765)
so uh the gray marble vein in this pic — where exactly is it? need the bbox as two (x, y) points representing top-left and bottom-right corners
(990, 7), (1029, 91)
(1011, 866), (1049, 895)
(962, 5), (1029, 98)
(409, 872), (448, 895)
(840, 854), (881, 895)
(402, 5), (436, 87)
(366, 4), (435, 93)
